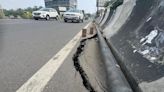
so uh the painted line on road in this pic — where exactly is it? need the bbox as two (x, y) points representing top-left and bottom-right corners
(16, 22), (91, 92)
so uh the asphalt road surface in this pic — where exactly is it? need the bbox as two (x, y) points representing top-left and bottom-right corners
(0, 19), (89, 92)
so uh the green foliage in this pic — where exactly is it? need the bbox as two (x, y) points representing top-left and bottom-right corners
(0, 15), (3, 19)
(22, 12), (32, 19)
(0, 9), (5, 19)
(110, 0), (123, 9)
(104, 0), (123, 8)
(104, 1), (114, 7)
(0, 13), (3, 19)
(3, 6), (43, 19)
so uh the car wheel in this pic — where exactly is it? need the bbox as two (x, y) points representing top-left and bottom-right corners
(64, 20), (67, 22)
(55, 16), (59, 20)
(81, 19), (84, 23)
(77, 19), (80, 23)
(46, 15), (50, 20)
(34, 18), (38, 20)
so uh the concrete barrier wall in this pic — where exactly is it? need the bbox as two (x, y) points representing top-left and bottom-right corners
(98, 0), (164, 91)
(99, 9), (110, 28)
(103, 0), (135, 37)
(98, 9), (107, 25)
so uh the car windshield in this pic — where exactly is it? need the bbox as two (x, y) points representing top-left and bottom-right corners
(39, 8), (50, 11)
(67, 9), (80, 13)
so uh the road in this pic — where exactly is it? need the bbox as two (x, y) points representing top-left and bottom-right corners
(0, 19), (89, 92)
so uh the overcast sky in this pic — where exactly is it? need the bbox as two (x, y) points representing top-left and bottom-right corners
(0, 0), (96, 13)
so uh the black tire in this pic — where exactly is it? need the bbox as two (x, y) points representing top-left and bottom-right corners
(34, 18), (38, 20)
(46, 15), (50, 20)
(77, 19), (80, 23)
(64, 20), (67, 22)
(81, 19), (84, 23)
(55, 16), (59, 20)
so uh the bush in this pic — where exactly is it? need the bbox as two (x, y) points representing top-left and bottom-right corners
(21, 12), (32, 19)
(0, 10), (4, 19)
(104, 1), (115, 7)
(3, 6), (42, 19)
(0, 14), (3, 19)
(110, 0), (123, 9)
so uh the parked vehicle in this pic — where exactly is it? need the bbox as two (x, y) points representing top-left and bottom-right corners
(63, 9), (84, 23)
(32, 8), (59, 20)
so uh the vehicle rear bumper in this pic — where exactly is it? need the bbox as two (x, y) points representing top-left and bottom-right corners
(64, 16), (80, 20)
(64, 17), (80, 21)
(33, 15), (46, 19)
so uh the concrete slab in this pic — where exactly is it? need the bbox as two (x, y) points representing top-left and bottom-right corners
(79, 39), (108, 92)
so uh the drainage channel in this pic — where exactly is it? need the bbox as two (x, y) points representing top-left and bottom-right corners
(96, 25), (133, 92)
(72, 22), (133, 92)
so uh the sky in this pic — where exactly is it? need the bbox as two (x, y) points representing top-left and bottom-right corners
(0, 0), (96, 13)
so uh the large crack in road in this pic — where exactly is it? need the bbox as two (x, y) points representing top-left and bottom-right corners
(72, 34), (97, 92)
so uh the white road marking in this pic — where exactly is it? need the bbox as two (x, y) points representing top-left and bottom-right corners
(16, 23), (91, 92)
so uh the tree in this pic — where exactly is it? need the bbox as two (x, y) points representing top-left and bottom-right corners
(3, 6), (43, 19)
(38, 6), (43, 9)
(0, 9), (5, 19)
(21, 12), (32, 19)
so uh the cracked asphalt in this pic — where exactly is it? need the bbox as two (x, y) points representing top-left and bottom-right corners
(0, 19), (89, 92)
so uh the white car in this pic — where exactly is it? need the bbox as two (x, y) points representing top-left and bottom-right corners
(32, 8), (59, 20)
(63, 10), (84, 23)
